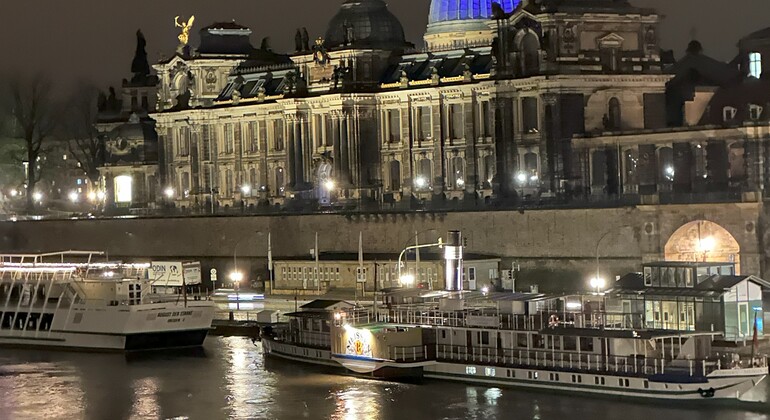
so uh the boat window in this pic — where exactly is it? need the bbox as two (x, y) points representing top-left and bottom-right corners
(441, 330), (446, 339)
(618, 378), (624, 386)
(644, 380), (649, 389)
(532, 334), (544, 348)
(578, 375), (582, 383)
(563, 336), (577, 351)
(625, 379), (630, 387)
(595, 377), (600, 385)
(579, 337), (594, 352)
(516, 333), (528, 348)
(643, 267), (652, 286)
(601, 377), (605, 385)
(481, 331), (490, 345)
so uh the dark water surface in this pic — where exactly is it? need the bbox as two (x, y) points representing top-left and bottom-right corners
(0, 336), (768, 420)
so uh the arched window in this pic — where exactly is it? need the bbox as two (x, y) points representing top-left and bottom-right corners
(521, 32), (540, 76)
(450, 157), (465, 189)
(275, 167), (285, 195)
(224, 169), (233, 196)
(249, 167), (257, 187)
(623, 148), (638, 193)
(728, 143), (746, 180)
(658, 147), (674, 185)
(180, 172), (190, 196)
(524, 152), (538, 185)
(483, 155), (495, 187)
(415, 158), (432, 189)
(608, 98), (621, 130)
(389, 161), (401, 191)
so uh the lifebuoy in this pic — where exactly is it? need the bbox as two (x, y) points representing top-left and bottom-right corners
(548, 314), (559, 328)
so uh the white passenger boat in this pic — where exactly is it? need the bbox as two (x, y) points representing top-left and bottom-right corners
(0, 251), (216, 351)
(262, 232), (768, 401)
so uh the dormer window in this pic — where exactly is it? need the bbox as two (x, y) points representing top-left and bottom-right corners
(749, 104), (764, 120)
(723, 106), (738, 122)
(749, 52), (762, 78)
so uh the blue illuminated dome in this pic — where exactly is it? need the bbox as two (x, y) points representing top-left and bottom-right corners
(429, 0), (519, 24)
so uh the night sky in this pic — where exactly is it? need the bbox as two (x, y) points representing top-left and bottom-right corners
(0, 0), (765, 88)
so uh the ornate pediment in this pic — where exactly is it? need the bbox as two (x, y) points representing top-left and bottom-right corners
(597, 33), (625, 49)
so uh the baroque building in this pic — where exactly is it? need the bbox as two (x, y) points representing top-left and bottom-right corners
(150, 0), (670, 211)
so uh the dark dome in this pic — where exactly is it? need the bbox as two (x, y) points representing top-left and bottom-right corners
(324, 0), (409, 50)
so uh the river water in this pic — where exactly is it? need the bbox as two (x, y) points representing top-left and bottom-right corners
(0, 336), (768, 420)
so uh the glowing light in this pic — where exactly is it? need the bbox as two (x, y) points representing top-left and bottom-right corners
(530, 175), (538, 182)
(481, 286), (489, 294)
(399, 274), (415, 286)
(87, 191), (97, 202)
(589, 276), (606, 291)
(665, 166), (675, 176)
(240, 185), (251, 194)
(414, 176), (428, 189)
(68, 191), (79, 203)
(32, 192), (43, 202)
(323, 179), (336, 191)
(229, 271), (244, 283)
(516, 172), (527, 184)
(9, 189), (18, 197)
(115, 175), (133, 203)
(566, 301), (582, 310)
(456, 178), (465, 187)
(96, 191), (106, 200)
(334, 312), (342, 321)
(698, 236), (716, 253)
(103, 271), (115, 278)
(163, 187), (175, 199)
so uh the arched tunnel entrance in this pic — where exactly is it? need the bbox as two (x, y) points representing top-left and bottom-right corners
(664, 220), (740, 273)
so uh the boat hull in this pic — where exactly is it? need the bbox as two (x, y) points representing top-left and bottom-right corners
(0, 302), (216, 351)
(261, 338), (766, 401)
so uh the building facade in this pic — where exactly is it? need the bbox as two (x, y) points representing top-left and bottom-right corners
(150, 0), (669, 211)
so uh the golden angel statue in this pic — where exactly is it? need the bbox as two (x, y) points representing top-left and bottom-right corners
(175, 15), (195, 46)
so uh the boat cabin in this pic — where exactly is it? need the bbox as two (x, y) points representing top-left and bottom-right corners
(607, 261), (770, 342)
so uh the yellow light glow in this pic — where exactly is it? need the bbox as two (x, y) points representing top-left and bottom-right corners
(229, 271), (244, 283)
(115, 175), (133, 203)
(698, 236), (716, 253)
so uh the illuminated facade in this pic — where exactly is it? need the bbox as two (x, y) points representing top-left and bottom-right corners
(151, 0), (670, 210)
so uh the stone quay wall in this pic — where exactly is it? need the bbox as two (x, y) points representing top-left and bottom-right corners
(0, 203), (762, 291)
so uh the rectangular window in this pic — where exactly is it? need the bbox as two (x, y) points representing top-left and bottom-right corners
(388, 110), (401, 142)
(468, 267), (476, 282)
(451, 104), (464, 139)
(750, 52), (762, 79)
(479, 101), (492, 137)
(481, 331), (489, 345)
(224, 123), (234, 154)
(314, 114), (325, 148)
(249, 121), (259, 153)
(201, 125), (211, 160)
(273, 119), (285, 151)
(417, 106), (432, 139)
(522, 97), (539, 133)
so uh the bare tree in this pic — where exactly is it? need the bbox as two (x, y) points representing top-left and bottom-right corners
(5, 75), (58, 211)
(61, 83), (103, 184)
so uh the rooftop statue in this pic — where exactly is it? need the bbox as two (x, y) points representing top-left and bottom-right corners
(175, 15), (195, 46)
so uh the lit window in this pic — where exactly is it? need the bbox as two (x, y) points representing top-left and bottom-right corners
(77, 179), (82, 185)
(750, 52), (762, 78)
(723, 106), (737, 122)
(749, 104), (763, 120)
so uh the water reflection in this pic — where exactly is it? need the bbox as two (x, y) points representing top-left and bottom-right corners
(0, 337), (766, 419)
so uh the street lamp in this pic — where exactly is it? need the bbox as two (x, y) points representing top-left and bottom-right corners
(32, 192), (43, 202)
(414, 176), (428, 189)
(589, 276), (606, 294)
(399, 273), (415, 287)
(241, 184), (251, 195)
(516, 172), (527, 185)
(164, 187), (175, 199)
(229, 270), (244, 310)
(323, 179), (336, 191)
(68, 191), (79, 203)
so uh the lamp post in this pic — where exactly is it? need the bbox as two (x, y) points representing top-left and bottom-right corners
(229, 270), (244, 311)
(594, 225), (632, 292)
(397, 238), (444, 287)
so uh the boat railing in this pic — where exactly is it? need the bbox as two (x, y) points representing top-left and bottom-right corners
(434, 344), (767, 378)
(370, 307), (648, 332)
(389, 344), (431, 363)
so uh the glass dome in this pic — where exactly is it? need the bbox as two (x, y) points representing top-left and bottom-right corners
(325, 0), (409, 50)
(428, 0), (519, 24)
